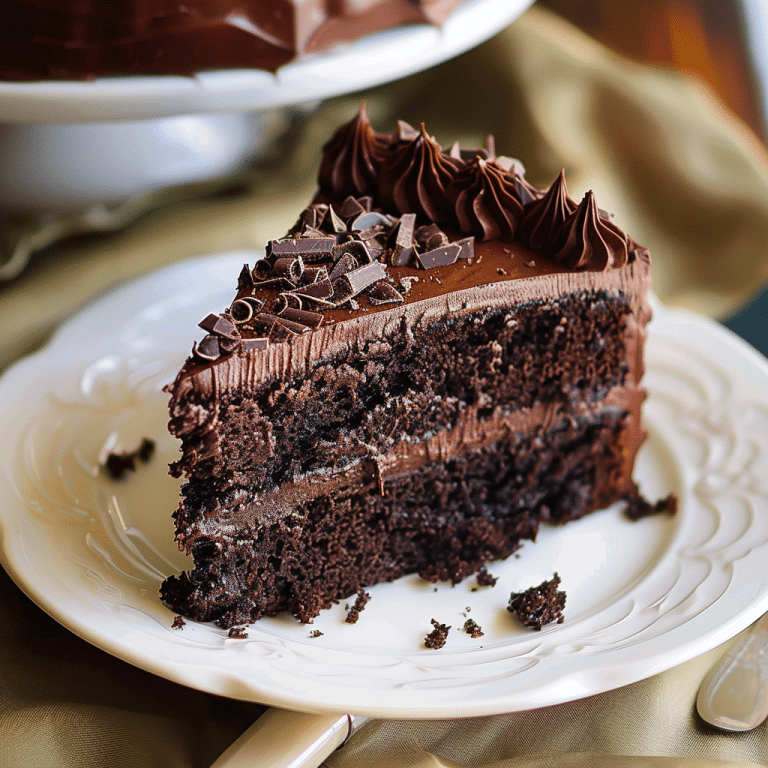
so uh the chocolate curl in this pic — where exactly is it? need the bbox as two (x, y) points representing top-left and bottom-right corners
(254, 312), (311, 335)
(279, 307), (324, 329)
(272, 256), (305, 283)
(241, 338), (269, 352)
(230, 297), (264, 324)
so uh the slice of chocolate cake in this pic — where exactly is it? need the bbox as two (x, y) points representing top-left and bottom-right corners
(160, 106), (651, 628)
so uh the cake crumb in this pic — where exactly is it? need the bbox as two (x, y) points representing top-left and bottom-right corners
(228, 626), (249, 639)
(171, 615), (185, 629)
(424, 619), (450, 649)
(463, 618), (484, 638)
(508, 573), (566, 631)
(475, 567), (498, 587)
(104, 437), (155, 479)
(309, 629), (324, 638)
(344, 591), (371, 624)
(624, 490), (678, 521)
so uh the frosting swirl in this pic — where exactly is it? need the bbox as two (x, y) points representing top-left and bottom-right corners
(377, 123), (463, 223)
(553, 191), (629, 269)
(448, 158), (524, 241)
(318, 103), (390, 199)
(517, 169), (575, 252)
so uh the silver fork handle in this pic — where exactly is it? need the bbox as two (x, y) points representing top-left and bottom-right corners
(697, 612), (768, 731)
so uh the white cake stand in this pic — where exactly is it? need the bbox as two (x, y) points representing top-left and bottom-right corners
(0, 0), (533, 278)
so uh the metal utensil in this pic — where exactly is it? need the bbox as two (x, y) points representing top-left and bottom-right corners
(211, 709), (370, 768)
(697, 612), (768, 731)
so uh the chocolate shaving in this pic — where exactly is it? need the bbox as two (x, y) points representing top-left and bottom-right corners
(328, 205), (348, 233)
(273, 292), (303, 314)
(268, 321), (297, 342)
(241, 338), (269, 352)
(417, 243), (461, 269)
(455, 236), (475, 259)
(337, 260), (387, 298)
(269, 238), (335, 263)
(357, 195), (374, 212)
(193, 335), (222, 361)
(272, 256), (304, 283)
(414, 223), (444, 249)
(351, 211), (392, 231)
(289, 278), (336, 307)
(366, 281), (405, 305)
(230, 297), (263, 324)
(237, 263), (254, 291)
(255, 312), (310, 335)
(301, 265), (329, 285)
(253, 258), (272, 280)
(394, 120), (419, 143)
(339, 195), (366, 220)
(279, 307), (324, 329)
(329, 253), (360, 282)
(332, 239), (372, 265)
(389, 213), (417, 266)
(198, 313), (239, 340)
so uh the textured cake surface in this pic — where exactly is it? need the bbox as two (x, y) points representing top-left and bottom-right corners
(161, 107), (652, 628)
(0, 0), (465, 80)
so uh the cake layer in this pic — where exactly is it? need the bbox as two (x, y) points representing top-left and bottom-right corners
(161, 406), (633, 626)
(167, 264), (650, 494)
(0, 0), (464, 80)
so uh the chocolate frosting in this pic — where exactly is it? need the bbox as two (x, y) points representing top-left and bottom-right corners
(377, 123), (463, 223)
(553, 191), (630, 270)
(318, 103), (390, 199)
(448, 157), (525, 241)
(517, 169), (576, 252)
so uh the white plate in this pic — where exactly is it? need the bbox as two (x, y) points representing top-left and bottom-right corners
(2, 251), (768, 719)
(0, 0), (533, 123)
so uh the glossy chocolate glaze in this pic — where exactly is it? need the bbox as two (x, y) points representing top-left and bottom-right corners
(0, 0), (465, 80)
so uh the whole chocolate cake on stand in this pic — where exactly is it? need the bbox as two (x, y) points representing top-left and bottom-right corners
(161, 106), (652, 628)
(0, 0), (532, 279)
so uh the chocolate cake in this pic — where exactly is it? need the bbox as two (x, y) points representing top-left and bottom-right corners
(160, 106), (652, 628)
(0, 0), (465, 81)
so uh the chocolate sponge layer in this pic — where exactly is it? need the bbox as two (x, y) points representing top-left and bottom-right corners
(161, 407), (632, 626)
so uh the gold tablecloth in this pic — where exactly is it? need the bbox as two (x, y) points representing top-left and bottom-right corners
(1, 6), (768, 767)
